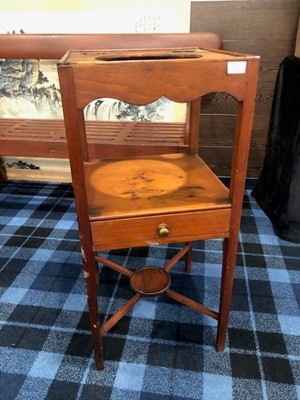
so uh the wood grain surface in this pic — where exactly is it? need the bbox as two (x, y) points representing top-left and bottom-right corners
(191, 0), (300, 176)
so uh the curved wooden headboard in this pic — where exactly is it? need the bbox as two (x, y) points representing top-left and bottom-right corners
(0, 32), (223, 60)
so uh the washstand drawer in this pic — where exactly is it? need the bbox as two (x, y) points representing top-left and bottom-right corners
(91, 208), (231, 251)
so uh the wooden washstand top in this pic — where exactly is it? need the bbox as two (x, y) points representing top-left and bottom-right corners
(59, 47), (259, 65)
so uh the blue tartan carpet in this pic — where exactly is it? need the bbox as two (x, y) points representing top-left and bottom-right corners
(0, 180), (299, 400)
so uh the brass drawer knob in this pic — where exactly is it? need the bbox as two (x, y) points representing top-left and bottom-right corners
(157, 223), (169, 237)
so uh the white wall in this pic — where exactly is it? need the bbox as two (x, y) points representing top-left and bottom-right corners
(0, 1), (191, 33)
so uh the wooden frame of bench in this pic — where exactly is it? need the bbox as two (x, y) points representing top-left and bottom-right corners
(0, 33), (222, 181)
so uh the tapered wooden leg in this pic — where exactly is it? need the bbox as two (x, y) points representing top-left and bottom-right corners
(185, 242), (193, 273)
(83, 256), (104, 369)
(216, 236), (238, 351)
(94, 264), (100, 285)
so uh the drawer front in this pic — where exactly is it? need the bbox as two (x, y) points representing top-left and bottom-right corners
(91, 208), (231, 251)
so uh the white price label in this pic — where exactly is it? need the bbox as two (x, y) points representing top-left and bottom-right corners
(227, 61), (247, 74)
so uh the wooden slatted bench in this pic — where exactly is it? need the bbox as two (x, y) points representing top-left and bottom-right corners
(1, 119), (187, 158)
(0, 32), (222, 181)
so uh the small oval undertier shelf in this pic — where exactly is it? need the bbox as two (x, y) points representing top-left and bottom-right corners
(130, 266), (171, 296)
